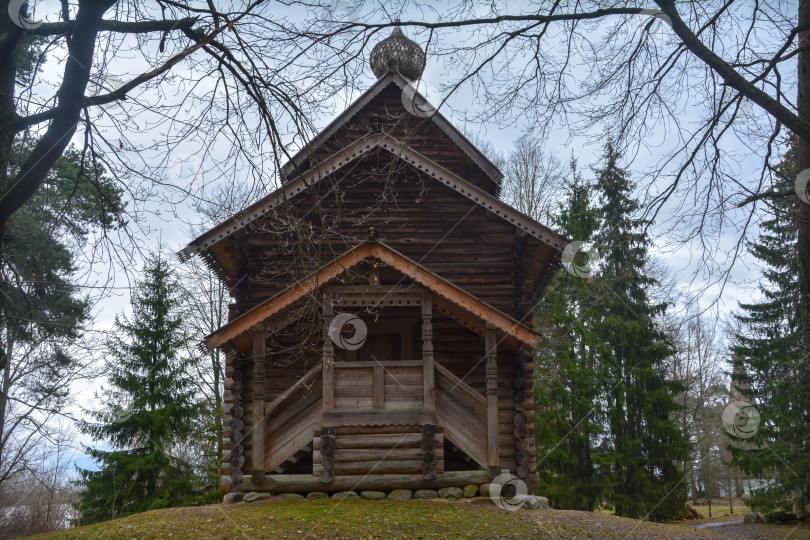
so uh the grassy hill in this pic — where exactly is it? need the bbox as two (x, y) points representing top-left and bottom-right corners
(29, 498), (782, 540)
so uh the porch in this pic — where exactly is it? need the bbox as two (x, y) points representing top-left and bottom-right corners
(215, 244), (537, 494)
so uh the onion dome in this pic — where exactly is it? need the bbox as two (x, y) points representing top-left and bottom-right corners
(369, 21), (426, 80)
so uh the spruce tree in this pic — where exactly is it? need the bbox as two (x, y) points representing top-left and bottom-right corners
(592, 144), (690, 520)
(730, 140), (810, 514)
(77, 255), (199, 523)
(534, 160), (604, 510)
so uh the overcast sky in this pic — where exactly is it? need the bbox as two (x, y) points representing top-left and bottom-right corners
(21, 0), (781, 470)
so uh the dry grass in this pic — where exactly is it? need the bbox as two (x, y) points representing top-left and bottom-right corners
(29, 498), (740, 540)
(31, 498), (810, 539)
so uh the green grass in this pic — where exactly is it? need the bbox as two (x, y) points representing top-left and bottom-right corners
(690, 503), (742, 519)
(37, 500), (551, 539)
(33, 498), (735, 540)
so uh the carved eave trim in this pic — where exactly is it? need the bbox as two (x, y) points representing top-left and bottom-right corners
(204, 242), (537, 350)
(179, 133), (567, 262)
(279, 72), (503, 186)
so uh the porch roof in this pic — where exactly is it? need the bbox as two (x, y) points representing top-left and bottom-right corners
(205, 241), (538, 349)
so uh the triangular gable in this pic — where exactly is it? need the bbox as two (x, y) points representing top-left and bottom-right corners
(179, 133), (567, 261)
(280, 72), (503, 186)
(206, 241), (537, 349)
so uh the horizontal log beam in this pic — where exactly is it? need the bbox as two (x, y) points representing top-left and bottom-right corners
(238, 470), (490, 493)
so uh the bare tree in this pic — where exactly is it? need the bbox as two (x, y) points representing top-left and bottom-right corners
(3, 2), (809, 350)
(265, 1), (810, 406)
(500, 136), (565, 222)
(664, 308), (734, 507)
(0, 422), (77, 538)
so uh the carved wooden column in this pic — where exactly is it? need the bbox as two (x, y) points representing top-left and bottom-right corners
(513, 346), (537, 491)
(485, 324), (500, 478)
(320, 298), (336, 484)
(322, 298), (335, 412)
(226, 353), (246, 493)
(251, 327), (266, 484)
(422, 293), (435, 410)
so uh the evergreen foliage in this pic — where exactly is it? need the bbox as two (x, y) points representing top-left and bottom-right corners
(534, 146), (690, 520)
(1, 139), (125, 479)
(77, 255), (200, 524)
(534, 160), (604, 510)
(591, 144), (690, 520)
(730, 140), (810, 514)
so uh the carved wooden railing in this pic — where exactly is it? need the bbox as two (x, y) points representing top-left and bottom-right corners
(331, 359), (424, 411)
(434, 362), (488, 469)
(263, 363), (323, 472)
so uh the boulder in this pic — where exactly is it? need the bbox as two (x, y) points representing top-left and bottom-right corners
(438, 487), (463, 499)
(462, 485), (478, 498)
(332, 490), (360, 500)
(279, 493), (305, 501)
(479, 484), (492, 498)
(243, 492), (273, 503)
(306, 492), (329, 500)
(223, 492), (244, 504)
(388, 489), (413, 501)
(521, 495), (549, 510)
(766, 511), (788, 523)
(360, 491), (387, 500)
(743, 511), (760, 524)
(414, 489), (438, 500)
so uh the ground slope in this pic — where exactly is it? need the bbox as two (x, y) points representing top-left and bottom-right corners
(35, 499), (810, 539)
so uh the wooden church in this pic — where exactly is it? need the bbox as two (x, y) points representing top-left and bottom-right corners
(179, 26), (567, 496)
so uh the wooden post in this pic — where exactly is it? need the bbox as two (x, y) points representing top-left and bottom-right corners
(322, 298), (335, 412)
(485, 324), (499, 478)
(373, 365), (384, 408)
(228, 354), (246, 493)
(252, 328), (266, 483)
(422, 293), (435, 410)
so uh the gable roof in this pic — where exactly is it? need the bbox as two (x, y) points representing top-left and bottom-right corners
(280, 72), (503, 186)
(206, 241), (537, 349)
(179, 132), (567, 262)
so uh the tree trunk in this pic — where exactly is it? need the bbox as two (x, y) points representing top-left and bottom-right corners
(798, 0), (810, 517)
(0, 0), (116, 230)
(213, 348), (223, 471)
(0, 337), (11, 468)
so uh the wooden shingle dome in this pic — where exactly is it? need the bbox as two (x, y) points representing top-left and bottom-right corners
(369, 22), (426, 80)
